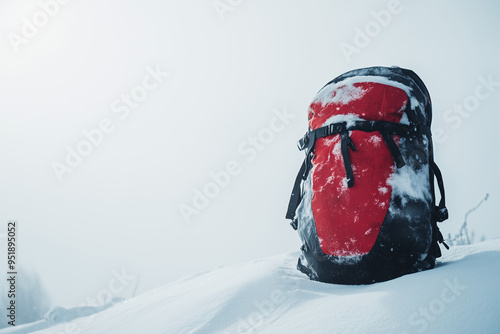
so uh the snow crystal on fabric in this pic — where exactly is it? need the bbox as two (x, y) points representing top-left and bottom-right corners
(388, 164), (431, 209)
(316, 75), (423, 112)
(321, 114), (365, 128)
(314, 82), (369, 107)
(399, 111), (410, 125)
(327, 252), (363, 264)
(378, 186), (388, 195)
(297, 175), (314, 225)
(368, 134), (383, 146)
(296, 175), (321, 275)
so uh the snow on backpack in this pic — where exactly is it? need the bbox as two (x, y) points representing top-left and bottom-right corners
(286, 66), (449, 284)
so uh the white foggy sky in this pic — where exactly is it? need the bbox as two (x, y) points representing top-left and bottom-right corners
(0, 0), (499, 307)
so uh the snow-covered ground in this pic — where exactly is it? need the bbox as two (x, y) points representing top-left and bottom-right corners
(3, 239), (499, 334)
(1, 0), (500, 321)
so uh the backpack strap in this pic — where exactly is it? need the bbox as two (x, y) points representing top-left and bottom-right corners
(379, 130), (405, 168)
(286, 159), (307, 227)
(431, 160), (449, 250)
(286, 122), (355, 226)
(286, 120), (430, 225)
(431, 161), (448, 221)
(340, 130), (357, 187)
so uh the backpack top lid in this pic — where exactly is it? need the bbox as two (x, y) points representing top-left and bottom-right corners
(310, 66), (432, 129)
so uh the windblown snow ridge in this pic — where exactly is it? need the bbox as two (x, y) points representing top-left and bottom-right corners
(7, 239), (500, 334)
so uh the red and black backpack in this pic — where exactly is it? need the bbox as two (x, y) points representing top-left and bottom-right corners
(286, 66), (449, 284)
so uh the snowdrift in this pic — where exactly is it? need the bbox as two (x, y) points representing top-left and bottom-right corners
(5, 239), (500, 334)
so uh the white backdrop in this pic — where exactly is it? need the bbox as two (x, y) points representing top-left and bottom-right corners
(0, 0), (499, 309)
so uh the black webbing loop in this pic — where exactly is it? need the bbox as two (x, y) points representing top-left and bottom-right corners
(437, 228), (449, 250)
(431, 161), (448, 222)
(379, 130), (406, 168)
(285, 159), (307, 222)
(431, 160), (449, 249)
(303, 131), (316, 180)
(340, 130), (356, 188)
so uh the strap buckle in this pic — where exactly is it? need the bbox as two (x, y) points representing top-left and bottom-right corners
(297, 134), (309, 151)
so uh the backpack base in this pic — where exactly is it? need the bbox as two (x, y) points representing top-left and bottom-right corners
(297, 249), (436, 285)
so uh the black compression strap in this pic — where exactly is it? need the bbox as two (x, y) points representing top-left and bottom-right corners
(431, 161), (446, 208)
(285, 159), (307, 221)
(431, 160), (449, 222)
(379, 130), (406, 168)
(298, 121), (430, 152)
(340, 131), (356, 188)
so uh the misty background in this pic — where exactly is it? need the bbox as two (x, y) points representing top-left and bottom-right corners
(0, 0), (499, 324)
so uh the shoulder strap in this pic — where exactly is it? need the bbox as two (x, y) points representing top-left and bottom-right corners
(286, 159), (307, 225)
(431, 160), (449, 250)
(431, 160), (448, 222)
